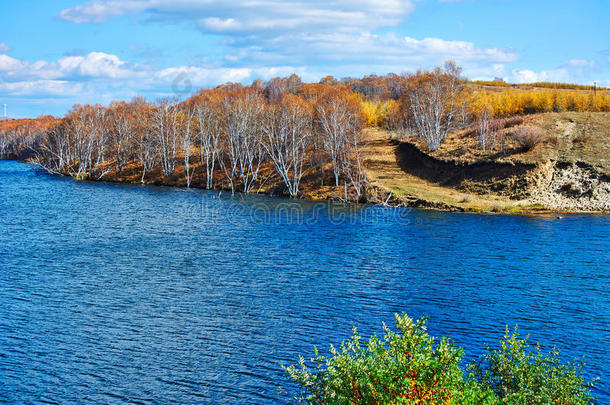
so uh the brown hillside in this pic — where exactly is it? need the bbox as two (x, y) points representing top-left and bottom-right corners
(363, 112), (610, 213)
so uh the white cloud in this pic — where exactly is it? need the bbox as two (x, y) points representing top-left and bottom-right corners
(0, 43), (11, 53)
(0, 55), (24, 71)
(0, 52), (296, 100)
(156, 66), (252, 86)
(57, 0), (150, 23)
(50, 0), (610, 89)
(562, 59), (596, 68)
(221, 32), (518, 72)
(56, 0), (517, 78)
(508, 57), (605, 84)
(467, 64), (506, 80)
(58, 0), (415, 31)
(0, 52), (137, 82)
(60, 52), (132, 78)
(0, 53), (143, 100)
(0, 80), (84, 97)
(510, 68), (572, 83)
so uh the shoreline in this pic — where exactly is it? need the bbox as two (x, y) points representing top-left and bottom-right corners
(362, 123), (610, 215)
(9, 158), (609, 216)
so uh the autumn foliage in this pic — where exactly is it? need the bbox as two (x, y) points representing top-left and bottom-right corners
(0, 116), (58, 159)
(469, 87), (610, 118)
(2, 63), (607, 193)
(1, 79), (368, 201)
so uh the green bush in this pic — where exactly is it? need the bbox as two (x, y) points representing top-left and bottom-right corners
(284, 314), (596, 404)
(469, 327), (596, 405)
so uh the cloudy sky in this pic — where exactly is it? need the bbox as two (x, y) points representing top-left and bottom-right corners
(1, 0), (608, 117)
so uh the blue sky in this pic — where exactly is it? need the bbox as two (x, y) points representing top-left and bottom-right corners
(1, 0), (608, 118)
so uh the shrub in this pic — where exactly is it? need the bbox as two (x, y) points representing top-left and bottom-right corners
(284, 314), (491, 404)
(511, 125), (547, 150)
(469, 327), (595, 405)
(285, 314), (596, 404)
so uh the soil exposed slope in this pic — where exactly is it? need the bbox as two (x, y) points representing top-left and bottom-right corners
(363, 112), (610, 213)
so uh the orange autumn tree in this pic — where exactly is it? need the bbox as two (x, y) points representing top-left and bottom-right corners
(0, 115), (58, 159)
(470, 88), (610, 117)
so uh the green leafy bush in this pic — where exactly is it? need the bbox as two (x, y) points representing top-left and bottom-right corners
(284, 314), (596, 404)
(469, 327), (596, 405)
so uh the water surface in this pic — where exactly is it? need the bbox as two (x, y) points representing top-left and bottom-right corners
(1, 160), (608, 403)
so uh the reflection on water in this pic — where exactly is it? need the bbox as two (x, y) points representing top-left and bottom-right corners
(1, 161), (609, 403)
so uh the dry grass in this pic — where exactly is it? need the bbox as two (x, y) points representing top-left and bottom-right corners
(361, 112), (610, 212)
(426, 112), (609, 174)
(515, 112), (610, 175)
(362, 128), (519, 212)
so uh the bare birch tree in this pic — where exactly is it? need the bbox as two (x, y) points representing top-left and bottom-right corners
(108, 101), (135, 172)
(153, 99), (180, 177)
(194, 99), (222, 189)
(236, 96), (265, 193)
(316, 94), (362, 186)
(62, 104), (108, 179)
(404, 61), (466, 151)
(341, 124), (367, 201)
(262, 96), (312, 198)
(181, 106), (196, 187)
(133, 101), (156, 183)
(221, 93), (266, 193)
(36, 121), (70, 173)
(477, 109), (492, 152)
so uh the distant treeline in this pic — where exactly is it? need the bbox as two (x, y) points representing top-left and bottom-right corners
(1, 62), (608, 200)
(472, 80), (607, 91)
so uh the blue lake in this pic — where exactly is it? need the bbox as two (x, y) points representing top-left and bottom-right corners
(1, 160), (609, 403)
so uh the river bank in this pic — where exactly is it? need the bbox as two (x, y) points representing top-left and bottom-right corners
(11, 111), (608, 215)
(25, 153), (609, 215)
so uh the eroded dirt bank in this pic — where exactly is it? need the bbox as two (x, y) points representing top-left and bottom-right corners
(397, 142), (610, 211)
(526, 161), (610, 211)
(362, 114), (610, 214)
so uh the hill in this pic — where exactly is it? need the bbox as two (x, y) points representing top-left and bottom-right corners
(364, 112), (610, 213)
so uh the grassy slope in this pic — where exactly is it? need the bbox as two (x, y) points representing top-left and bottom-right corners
(363, 129), (518, 212)
(514, 112), (610, 175)
(362, 112), (610, 213)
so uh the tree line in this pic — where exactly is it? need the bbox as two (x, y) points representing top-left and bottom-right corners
(2, 61), (607, 200)
(3, 80), (369, 200)
(0, 62), (466, 200)
(356, 66), (609, 154)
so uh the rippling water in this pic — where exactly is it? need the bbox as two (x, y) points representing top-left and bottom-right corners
(1, 160), (609, 403)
